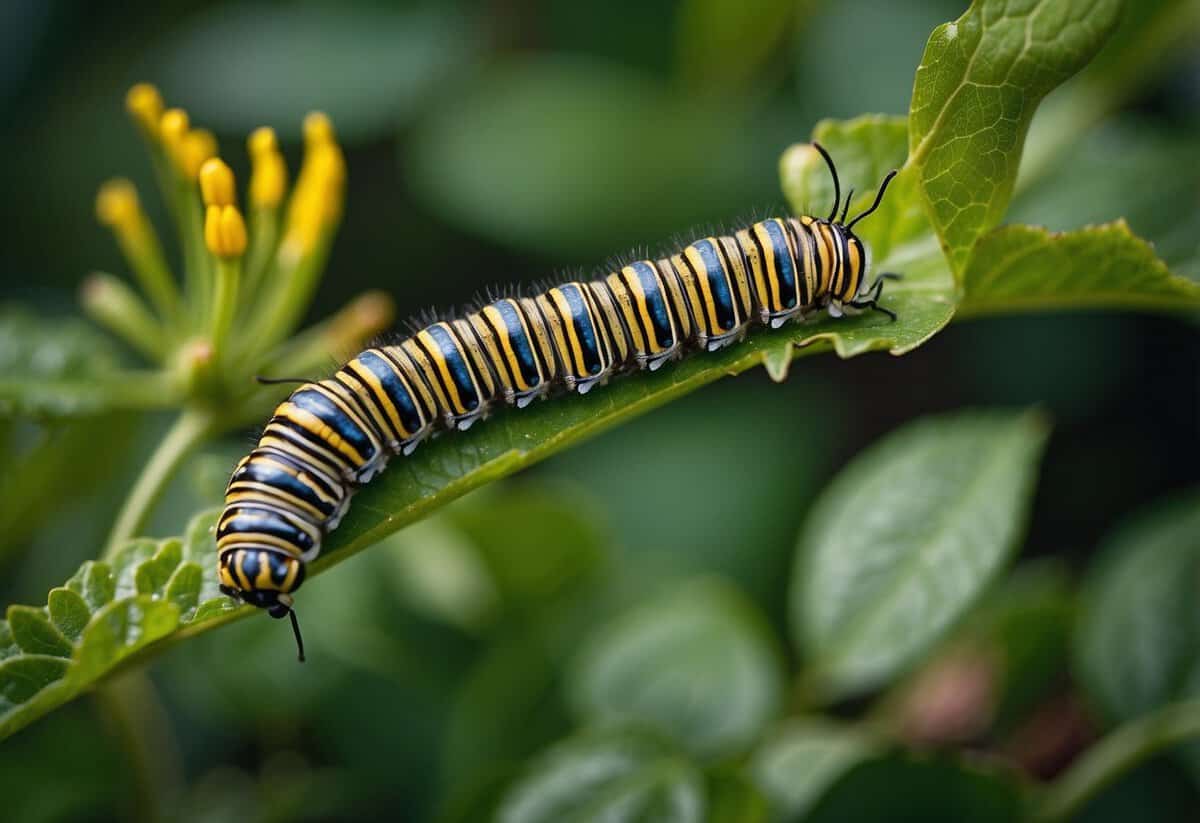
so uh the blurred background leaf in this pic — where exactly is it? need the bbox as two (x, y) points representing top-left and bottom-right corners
(1074, 492), (1200, 777)
(792, 410), (1051, 701)
(150, 3), (474, 143)
(567, 579), (785, 759)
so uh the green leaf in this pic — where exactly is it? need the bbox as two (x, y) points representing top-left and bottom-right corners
(567, 579), (784, 759)
(1075, 491), (1200, 723)
(0, 510), (239, 741)
(154, 4), (471, 141)
(0, 305), (173, 418)
(46, 589), (90, 643)
(959, 222), (1200, 315)
(496, 728), (706, 823)
(749, 719), (879, 822)
(6, 607), (73, 658)
(909, 0), (1122, 274)
(792, 410), (1050, 700)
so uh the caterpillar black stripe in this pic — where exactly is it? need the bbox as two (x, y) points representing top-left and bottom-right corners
(218, 145), (898, 660)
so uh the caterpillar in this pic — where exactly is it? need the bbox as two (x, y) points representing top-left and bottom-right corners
(217, 144), (898, 660)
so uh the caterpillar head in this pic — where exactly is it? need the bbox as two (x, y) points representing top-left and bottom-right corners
(810, 142), (897, 312)
(218, 547), (307, 660)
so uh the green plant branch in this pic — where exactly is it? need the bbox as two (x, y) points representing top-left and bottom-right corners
(1034, 699), (1200, 822)
(95, 671), (183, 823)
(103, 408), (215, 559)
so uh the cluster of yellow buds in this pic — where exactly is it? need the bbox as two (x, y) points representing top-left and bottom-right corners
(84, 83), (392, 408)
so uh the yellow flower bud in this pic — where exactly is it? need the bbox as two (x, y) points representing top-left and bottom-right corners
(179, 128), (217, 180)
(125, 84), (164, 138)
(250, 150), (287, 209)
(159, 108), (189, 148)
(95, 179), (141, 232)
(303, 111), (335, 147)
(247, 126), (278, 158)
(204, 205), (248, 258)
(199, 158), (236, 207)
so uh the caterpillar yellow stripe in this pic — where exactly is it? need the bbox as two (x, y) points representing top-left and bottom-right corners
(218, 144), (899, 660)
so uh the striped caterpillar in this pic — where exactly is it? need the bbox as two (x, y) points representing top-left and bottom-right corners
(217, 144), (898, 659)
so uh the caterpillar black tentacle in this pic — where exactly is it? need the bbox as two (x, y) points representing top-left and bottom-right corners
(217, 145), (899, 660)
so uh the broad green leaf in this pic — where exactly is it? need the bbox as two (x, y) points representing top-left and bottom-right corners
(496, 728), (705, 823)
(792, 410), (1050, 700)
(1075, 492), (1200, 723)
(909, 0), (1122, 274)
(749, 719), (879, 822)
(154, 4), (471, 141)
(804, 752), (1024, 822)
(959, 222), (1200, 315)
(0, 510), (237, 741)
(567, 579), (785, 759)
(0, 306), (174, 417)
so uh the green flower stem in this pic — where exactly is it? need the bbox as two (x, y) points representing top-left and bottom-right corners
(178, 190), (210, 330)
(243, 206), (280, 307)
(81, 273), (166, 361)
(209, 257), (241, 368)
(1035, 699), (1200, 822)
(95, 671), (183, 823)
(103, 408), (215, 559)
(245, 238), (332, 358)
(125, 215), (182, 326)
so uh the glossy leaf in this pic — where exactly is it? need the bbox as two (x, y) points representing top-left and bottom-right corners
(496, 728), (706, 823)
(909, 0), (1122, 274)
(750, 719), (879, 822)
(959, 221), (1200, 315)
(1075, 491), (1200, 723)
(567, 580), (785, 759)
(0, 509), (238, 740)
(792, 410), (1050, 700)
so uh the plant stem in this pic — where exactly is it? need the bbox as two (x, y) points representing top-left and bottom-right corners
(103, 408), (214, 558)
(1035, 699), (1200, 822)
(209, 257), (241, 368)
(95, 671), (184, 823)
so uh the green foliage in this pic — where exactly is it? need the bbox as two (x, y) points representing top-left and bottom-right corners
(567, 579), (784, 758)
(0, 306), (171, 418)
(495, 728), (706, 823)
(4, 0), (1200, 818)
(959, 222), (1200, 315)
(0, 511), (234, 740)
(1075, 493), (1200, 722)
(909, 0), (1121, 275)
(793, 410), (1050, 700)
(749, 720), (879, 821)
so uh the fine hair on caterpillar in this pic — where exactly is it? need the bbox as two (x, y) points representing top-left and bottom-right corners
(218, 143), (899, 661)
